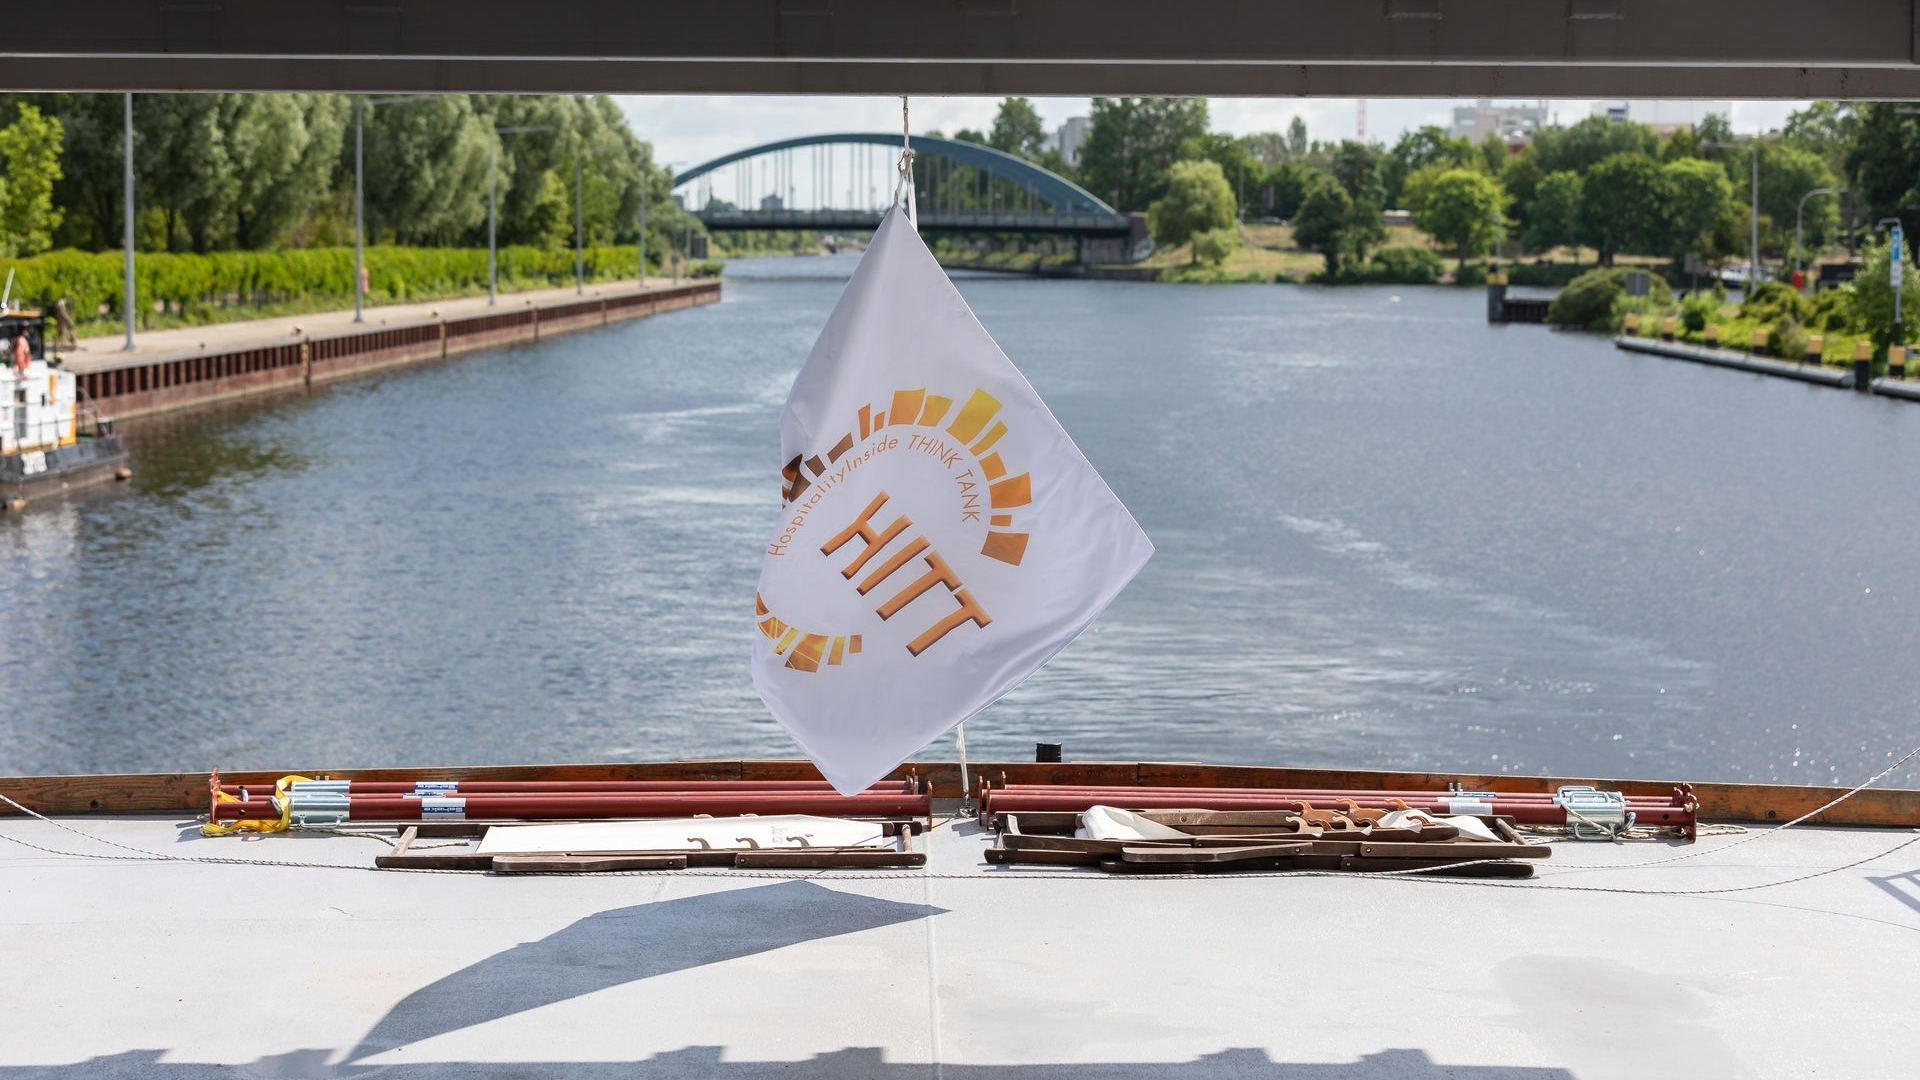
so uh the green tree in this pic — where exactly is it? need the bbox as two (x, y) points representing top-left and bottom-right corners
(1785, 101), (1859, 176)
(1382, 125), (1475, 208)
(1287, 116), (1308, 157)
(1190, 228), (1236, 266)
(1478, 133), (1512, 176)
(135, 94), (237, 252)
(1415, 168), (1506, 271)
(361, 95), (494, 246)
(6, 93), (125, 250)
(1341, 196), (1390, 277)
(1292, 175), (1386, 278)
(1263, 161), (1316, 220)
(1178, 132), (1257, 215)
(1744, 141), (1840, 258)
(223, 94), (349, 249)
(1523, 170), (1583, 258)
(0, 102), (65, 256)
(1844, 103), (1919, 257)
(1578, 153), (1666, 265)
(1398, 160), (1452, 218)
(1695, 113), (1736, 159)
(1148, 159), (1237, 262)
(1660, 157), (1734, 264)
(1499, 150), (1544, 237)
(1328, 140), (1386, 205)
(1849, 234), (1920, 354)
(988, 97), (1048, 161)
(1290, 176), (1352, 274)
(1531, 114), (1660, 176)
(1242, 131), (1292, 166)
(1077, 97), (1210, 211)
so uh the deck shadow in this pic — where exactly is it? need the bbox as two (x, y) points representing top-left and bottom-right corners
(3, 1047), (1576, 1079)
(347, 879), (943, 1062)
(1867, 868), (1920, 916)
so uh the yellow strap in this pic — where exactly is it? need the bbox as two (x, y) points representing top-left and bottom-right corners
(200, 775), (313, 837)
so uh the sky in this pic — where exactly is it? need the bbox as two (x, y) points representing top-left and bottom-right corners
(617, 96), (1810, 180)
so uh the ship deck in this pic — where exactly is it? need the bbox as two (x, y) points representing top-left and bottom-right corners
(3, 806), (1917, 1078)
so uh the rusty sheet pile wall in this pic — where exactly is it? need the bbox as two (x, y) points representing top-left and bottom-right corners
(77, 281), (719, 421)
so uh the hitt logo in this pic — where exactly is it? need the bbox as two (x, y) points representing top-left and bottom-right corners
(756, 386), (1033, 672)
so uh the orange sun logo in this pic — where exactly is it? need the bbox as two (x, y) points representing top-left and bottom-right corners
(760, 386), (1030, 673)
(781, 387), (1031, 565)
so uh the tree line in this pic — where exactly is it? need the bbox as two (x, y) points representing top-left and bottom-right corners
(962, 98), (1920, 279)
(0, 93), (695, 262)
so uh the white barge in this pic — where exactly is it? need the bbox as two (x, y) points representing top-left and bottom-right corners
(1, 758), (1916, 1077)
(1, 308), (129, 510)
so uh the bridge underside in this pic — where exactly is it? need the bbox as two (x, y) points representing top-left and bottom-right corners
(10, 1), (1920, 97)
(701, 210), (1133, 238)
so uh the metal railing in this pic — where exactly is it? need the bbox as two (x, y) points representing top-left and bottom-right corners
(698, 208), (1134, 235)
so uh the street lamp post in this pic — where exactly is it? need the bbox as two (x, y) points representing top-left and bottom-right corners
(122, 92), (135, 351)
(489, 125), (555, 305)
(1880, 217), (1905, 343)
(1702, 138), (1762, 297)
(575, 154), (584, 295)
(638, 170), (648, 286)
(1795, 186), (1845, 287)
(353, 99), (363, 322)
(1748, 145), (1759, 296)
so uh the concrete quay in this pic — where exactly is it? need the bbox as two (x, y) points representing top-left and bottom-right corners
(57, 279), (721, 422)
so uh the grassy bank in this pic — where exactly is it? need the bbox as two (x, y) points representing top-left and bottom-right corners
(944, 223), (1588, 285)
(4, 246), (717, 338)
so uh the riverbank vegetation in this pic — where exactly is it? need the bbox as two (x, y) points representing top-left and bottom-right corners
(955, 97), (1913, 289)
(0, 92), (703, 328)
(1544, 236), (1920, 376)
(5, 244), (717, 338)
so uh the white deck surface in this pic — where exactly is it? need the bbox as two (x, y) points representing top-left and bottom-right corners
(2, 812), (1917, 1078)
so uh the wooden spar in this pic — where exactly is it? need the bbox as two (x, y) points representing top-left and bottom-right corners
(979, 791), (1696, 832)
(3, 759), (1916, 828)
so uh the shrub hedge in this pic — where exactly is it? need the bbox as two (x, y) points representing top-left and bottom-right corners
(1547, 266), (1674, 331)
(3, 245), (656, 330)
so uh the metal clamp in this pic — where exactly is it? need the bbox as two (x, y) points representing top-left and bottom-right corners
(280, 791), (351, 827)
(1556, 786), (1634, 840)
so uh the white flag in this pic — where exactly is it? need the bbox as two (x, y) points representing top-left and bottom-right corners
(752, 205), (1154, 794)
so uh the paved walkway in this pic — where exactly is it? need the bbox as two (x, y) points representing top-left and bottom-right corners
(61, 279), (698, 375)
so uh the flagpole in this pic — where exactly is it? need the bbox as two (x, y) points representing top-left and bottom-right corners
(894, 94), (916, 230)
(956, 721), (971, 811)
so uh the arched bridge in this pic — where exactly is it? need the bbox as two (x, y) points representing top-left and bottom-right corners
(673, 133), (1138, 240)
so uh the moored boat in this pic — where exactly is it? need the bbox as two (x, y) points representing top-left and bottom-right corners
(1, 307), (129, 510)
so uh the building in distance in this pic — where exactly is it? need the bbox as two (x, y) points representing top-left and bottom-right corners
(1053, 116), (1092, 168)
(1588, 100), (1734, 135)
(1449, 99), (1551, 144)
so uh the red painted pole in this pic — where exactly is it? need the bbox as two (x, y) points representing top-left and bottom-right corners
(221, 780), (895, 796)
(986, 784), (1661, 802)
(213, 790), (932, 822)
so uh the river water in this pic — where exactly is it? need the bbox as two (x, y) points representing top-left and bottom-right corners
(4, 254), (1917, 787)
